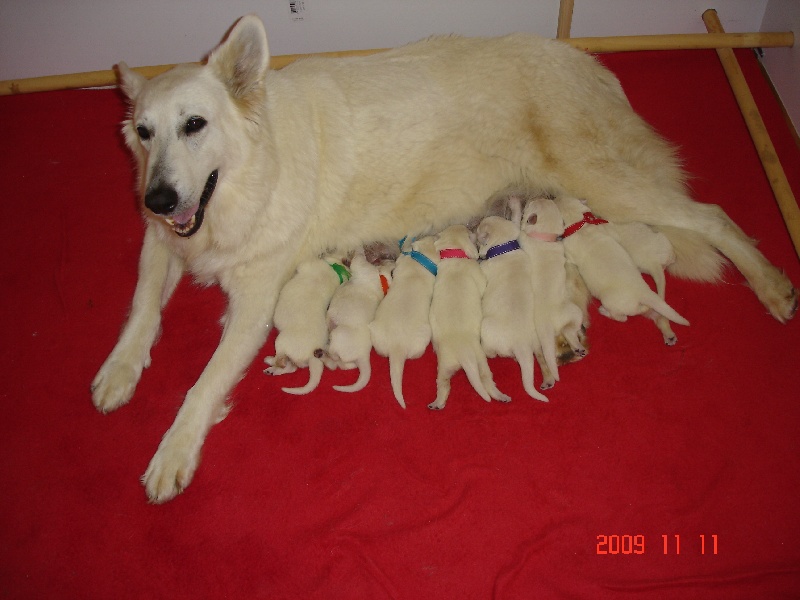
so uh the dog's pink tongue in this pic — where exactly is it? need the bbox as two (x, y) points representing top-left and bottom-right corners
(172, 205), (199, 225)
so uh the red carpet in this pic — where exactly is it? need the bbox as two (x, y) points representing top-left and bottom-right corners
(1, 49), (799, 599)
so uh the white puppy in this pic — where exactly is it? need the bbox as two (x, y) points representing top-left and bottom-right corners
(369, 236), (439, 408)
(325, 249), (393, 392)
(429, 224), (510, 410)
(477, 215), (549, 402)
(264, 254), (350, 394)
(612, 221), (679, 344)
(518, 197), (586, 387)
(555, 196), (690, 331)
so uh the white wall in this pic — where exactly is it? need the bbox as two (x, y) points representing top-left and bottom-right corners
(761, 0), (800, 130)
(0, 1), (795, 129)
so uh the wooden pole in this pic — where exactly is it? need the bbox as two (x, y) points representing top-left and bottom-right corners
(0, 30), (793, 97)
(557, 0), (575, 39)
(703, 9), (800, 258)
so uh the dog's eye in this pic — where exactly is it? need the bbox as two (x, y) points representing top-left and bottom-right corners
(136, 125), (151, 141)
(185, 117), (207, 136)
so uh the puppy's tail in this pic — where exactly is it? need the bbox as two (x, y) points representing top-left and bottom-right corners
(388, 352), (408, 409)
(282, 354), (325, 395)
(458, 342), (492, 403)
(658, 226), (728, 282)
(333, 356), (371, 393)
(513, 346), (548, 403)
(640, 291), (690, 326)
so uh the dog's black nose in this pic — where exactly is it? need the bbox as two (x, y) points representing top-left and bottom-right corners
(144, 185), (179, 215)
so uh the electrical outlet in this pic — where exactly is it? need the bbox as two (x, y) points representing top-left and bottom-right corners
(289, 0), (307, 22)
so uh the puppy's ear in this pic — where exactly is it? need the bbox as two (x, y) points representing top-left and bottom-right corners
(508, 196), (523, 226)
(116, 62), (146, 102)
(208, 15), (270, 100)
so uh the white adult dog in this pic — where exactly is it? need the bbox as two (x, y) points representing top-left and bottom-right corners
(92, 15), (797, 502)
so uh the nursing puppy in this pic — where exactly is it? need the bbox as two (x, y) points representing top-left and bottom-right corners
(96, 15), (796, 502)
(477, 215), (549, 402)
(612, 221), (679, 344)
(324, 249), (393, 392)
(555, 196), (690, 330)
(370, 236), (439, 408)
(429, 225), (510, 410)
(518, 197), (586, 387)
(264, 254), (349, 394)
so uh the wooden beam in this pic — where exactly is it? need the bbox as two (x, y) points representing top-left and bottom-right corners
(557, 0), (575, 39)
(0, 30), (794, 97)
(703, 9), (800, 258)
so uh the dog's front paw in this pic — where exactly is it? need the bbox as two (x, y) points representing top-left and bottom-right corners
(91, 359), (140, 413)
(142, 427), (201, 504)
(757, 279), (798, 324)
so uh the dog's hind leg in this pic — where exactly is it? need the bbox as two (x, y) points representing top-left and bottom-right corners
(92, 226), (184, 413)
(142, 263), (283, 503)
(429, 358), (457, 410)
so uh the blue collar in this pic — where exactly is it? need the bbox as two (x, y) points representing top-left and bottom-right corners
(399, 236), (438, 276)
(483, 239), (521, 260)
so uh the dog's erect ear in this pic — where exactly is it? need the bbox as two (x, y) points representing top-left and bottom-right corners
(116, 62), (146, 101)
(208, 15), (270, 100)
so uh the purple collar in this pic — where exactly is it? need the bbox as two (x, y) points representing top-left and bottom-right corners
(483, 239), (521, 259)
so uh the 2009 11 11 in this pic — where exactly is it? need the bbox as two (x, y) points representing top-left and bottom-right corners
(596, 534), (718, 555)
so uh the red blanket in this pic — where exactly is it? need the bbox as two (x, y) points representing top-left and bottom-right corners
(1, 48), (799, 599)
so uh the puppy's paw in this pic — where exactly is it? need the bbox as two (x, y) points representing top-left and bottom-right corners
(142, 426), (201, 504)
(91, 359), (140, 413)
(757, 279), (798, 324)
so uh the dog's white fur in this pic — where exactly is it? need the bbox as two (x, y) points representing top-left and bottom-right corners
(556, 195), (690, 329)
(429, 225), (510, 409)
(518, 197), (586, 386)
(477, 215), (549, 402)
(611, 221), (679, 344)
(263, 254), (346, 394)
(369, 236), (439, 409)
(92, 15), (797, 502)
(324, 250), (392, 393)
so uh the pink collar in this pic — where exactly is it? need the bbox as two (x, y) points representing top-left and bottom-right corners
(439, 248), (471, 260)
(526, 231), (561, 243)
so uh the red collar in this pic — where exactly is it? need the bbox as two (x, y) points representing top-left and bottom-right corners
(439, 248), (471, 260)
(379, 274), (390, 296)
(561, 212), (608, 238)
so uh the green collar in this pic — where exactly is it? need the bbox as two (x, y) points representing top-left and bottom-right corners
(330, 262), (351, 284)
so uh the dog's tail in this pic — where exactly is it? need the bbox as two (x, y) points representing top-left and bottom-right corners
(388, 352), (408, 409)
(658, 226), (728, 282)
(640, 290), (690, 326)
(513, 345), (549, 403)
(282, 354), (325, 395)
(459, 340), (512, 403)
(458, 344), (492, 402)
(333, 356), (371, 393)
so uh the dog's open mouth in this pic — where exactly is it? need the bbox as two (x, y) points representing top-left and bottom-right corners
(164, 170), (218, 237)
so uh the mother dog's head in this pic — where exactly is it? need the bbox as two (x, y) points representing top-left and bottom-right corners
(115, 16), (273, 240)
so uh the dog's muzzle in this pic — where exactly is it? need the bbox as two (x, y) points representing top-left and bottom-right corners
(147, 170), (218, 238)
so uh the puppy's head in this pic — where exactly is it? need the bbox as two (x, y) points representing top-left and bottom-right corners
(434, 224), (479, 259)
(476, 216), (519, 254)
(116, 15), (272, 238)
(521, 197), (564, 237)
(553, 195), (590, 224)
